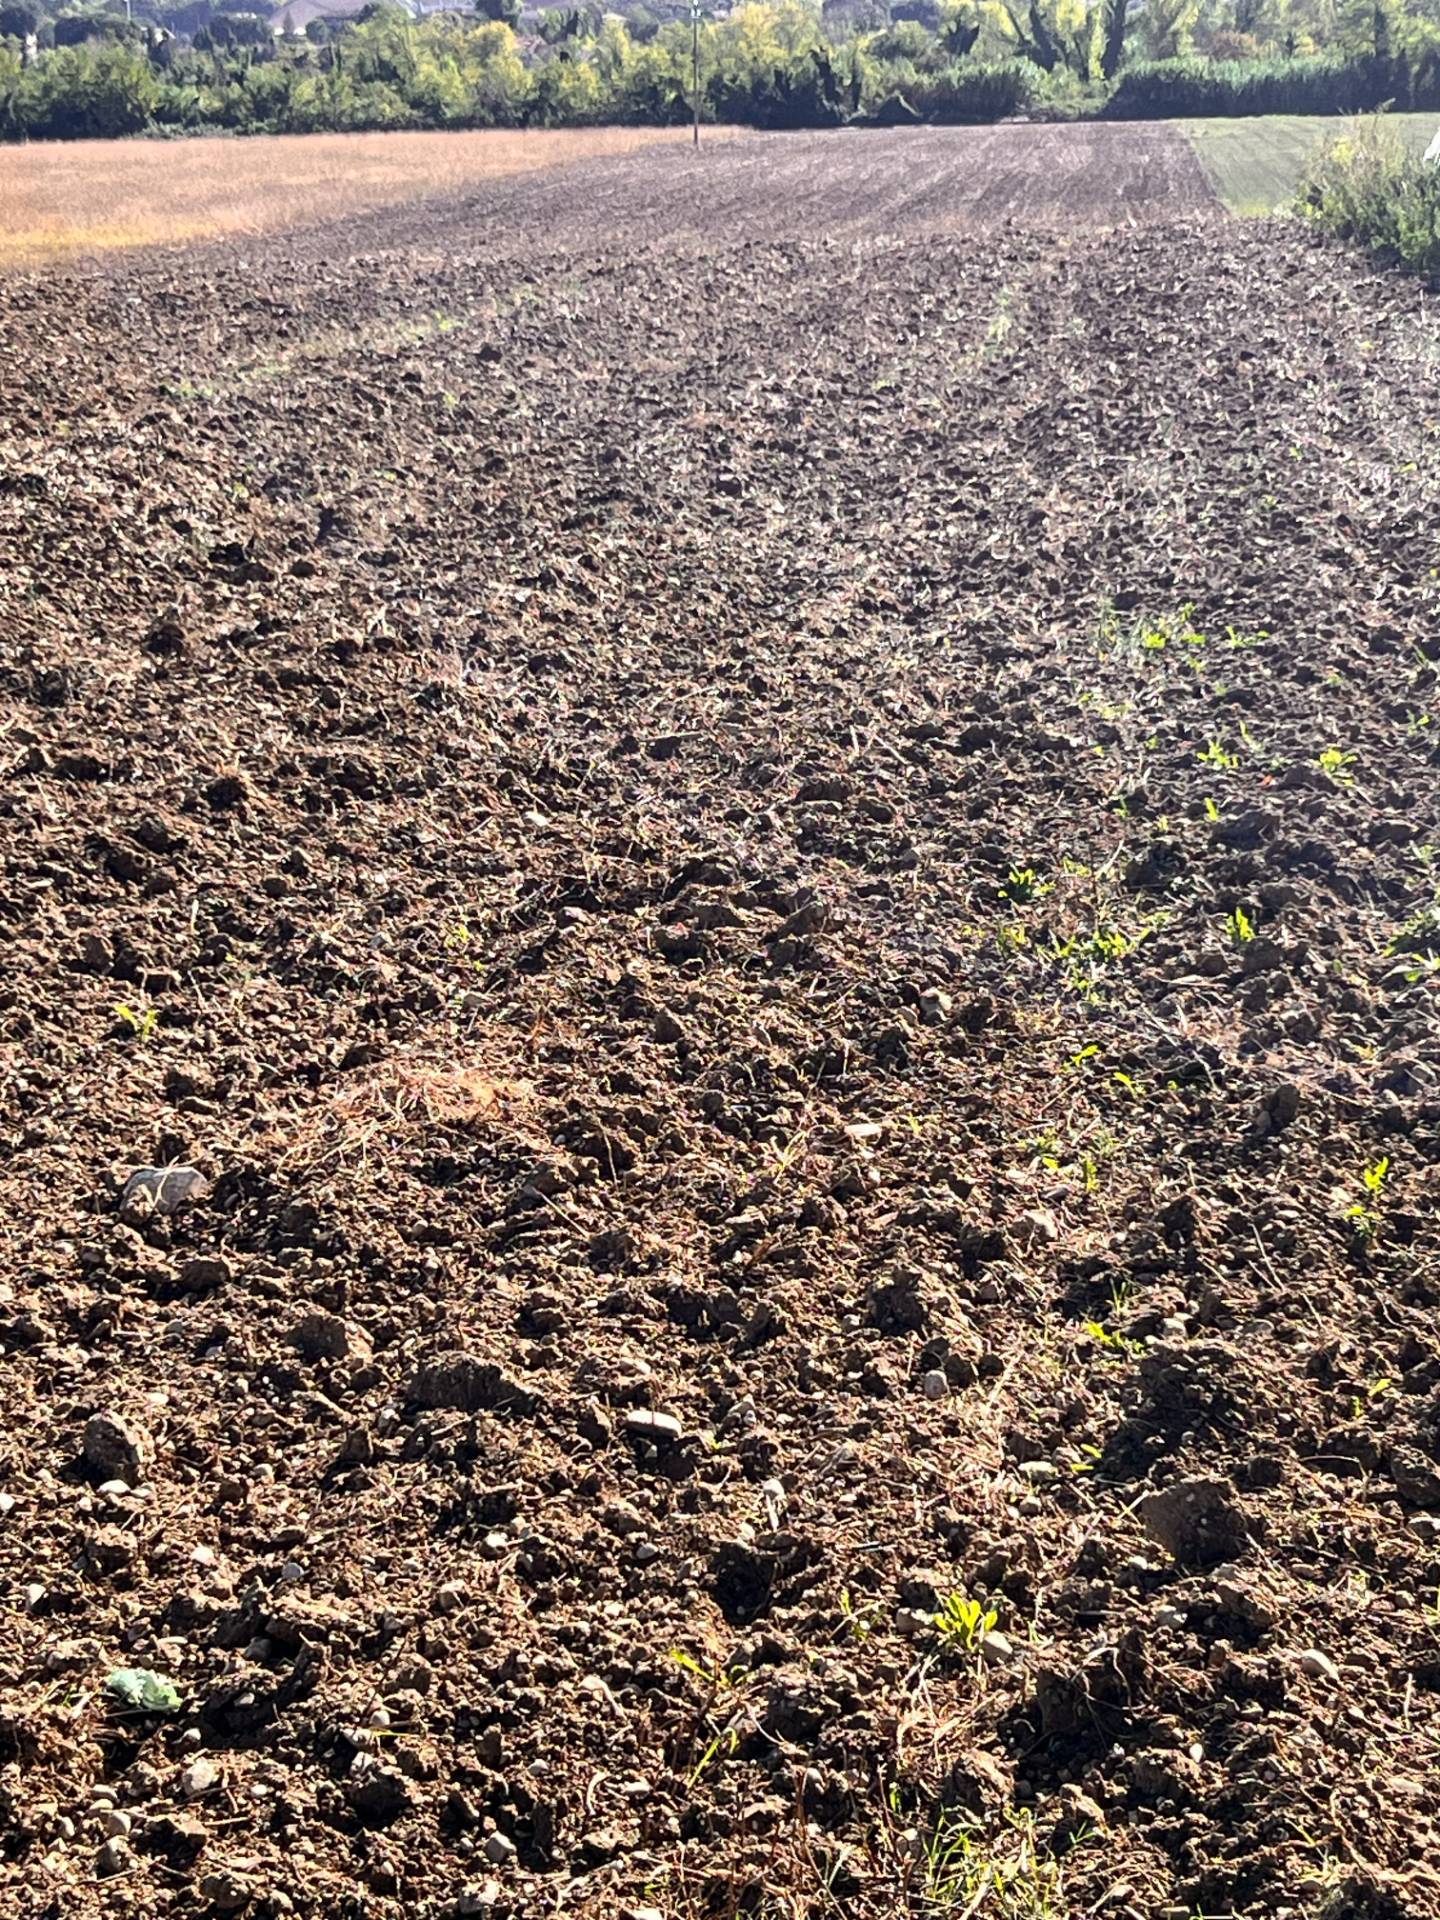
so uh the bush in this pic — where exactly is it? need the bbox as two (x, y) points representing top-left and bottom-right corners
(1104, 54), (1425, 117)
(1298, 113), (1440, 277)
(899, 60), (1032, 121)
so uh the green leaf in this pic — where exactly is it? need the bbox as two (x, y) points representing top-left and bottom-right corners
(106, 1667), (182, 1714)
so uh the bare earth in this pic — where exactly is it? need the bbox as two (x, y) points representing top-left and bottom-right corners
(3, 126), (1440, 1920)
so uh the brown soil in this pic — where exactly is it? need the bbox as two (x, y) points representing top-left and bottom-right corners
(2, 127), (1439, 1920)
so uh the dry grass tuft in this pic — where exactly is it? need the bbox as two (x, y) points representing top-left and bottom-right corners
(0, 126), (738, 265)
(270, 1054), (537, 1179)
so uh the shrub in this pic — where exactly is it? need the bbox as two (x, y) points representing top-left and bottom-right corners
(1104, 54), (1418, 117)
(1297, 113), (1440, 278)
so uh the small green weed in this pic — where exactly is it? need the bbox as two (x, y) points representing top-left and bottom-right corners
(934, 1590), (998, 1654)
(113, 1002), (158, 1040)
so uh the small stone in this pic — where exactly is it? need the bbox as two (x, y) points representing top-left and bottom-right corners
(1155, 1606), (1187, 1631)
(457, 1885), (502, 1916)
(1297, 1648), (1340, 1682)
(921, 1369), (949, 1400)
(624, 1409), (683, 1447)
(180, 1758), (219, 1800)
(102, 1810), (132, 1837)
(979, 1630), (1015, 1666)
(1018, 1459), (1058, 1483)
(97, 1837), (130, 1876)
(118, 1164), (209, 1223)
(634, 1539), (661, 1564)
(484, 1831), (517, 1865)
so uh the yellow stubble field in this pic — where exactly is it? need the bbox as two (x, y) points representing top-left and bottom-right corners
(0, 125), (738, 265)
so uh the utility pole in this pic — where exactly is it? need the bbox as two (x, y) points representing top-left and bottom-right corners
(690, 0), (700, 147)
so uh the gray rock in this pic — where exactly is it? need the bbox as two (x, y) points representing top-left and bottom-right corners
(484, 1831), (517, 1864)
(118, 1164), (209, 1223)
(625, 1409), (683, 1446)
(1297, 1648), (1340, 1682)
(179, 1758), (218, 1801)
(921, 1369), (949, 1400)
(97, 1837), (130, 1876)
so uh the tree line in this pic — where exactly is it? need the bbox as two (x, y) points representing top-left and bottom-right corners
(3, 0), (1440, 140)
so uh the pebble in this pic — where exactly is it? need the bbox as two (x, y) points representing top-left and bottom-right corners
(97, 1837), (130, 1876)
(1298, 1648), (1340, 1682)
(102, 1810), (132, 1838)
(624, 1409), (683, 1446)
(180, 1758), (219, 1800)
(980, 1630), (1015, 1666)
(1017, 1460), (1058, 1483)
(54, 1816), (75, 1841)
(457, 1886), (502, 1916)
(1155, 1606), (1187, 1631)
(921, 1369), (948, 1400)
(484, 1831), (517, 1864)
(118, 1164), (209, 1222)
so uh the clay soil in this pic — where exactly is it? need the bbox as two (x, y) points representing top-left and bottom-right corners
(2, 125), (1439, 1920)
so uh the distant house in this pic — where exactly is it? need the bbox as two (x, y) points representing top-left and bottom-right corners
(269, 0), (366, 33)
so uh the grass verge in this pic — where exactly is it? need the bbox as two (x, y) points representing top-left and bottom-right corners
(1178, 110), (1438, 214)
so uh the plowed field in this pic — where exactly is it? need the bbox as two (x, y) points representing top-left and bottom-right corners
(3, 127), (1440, 1920)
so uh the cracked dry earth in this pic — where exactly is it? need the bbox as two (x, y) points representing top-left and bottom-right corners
(2, 123), (1440, 1920)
